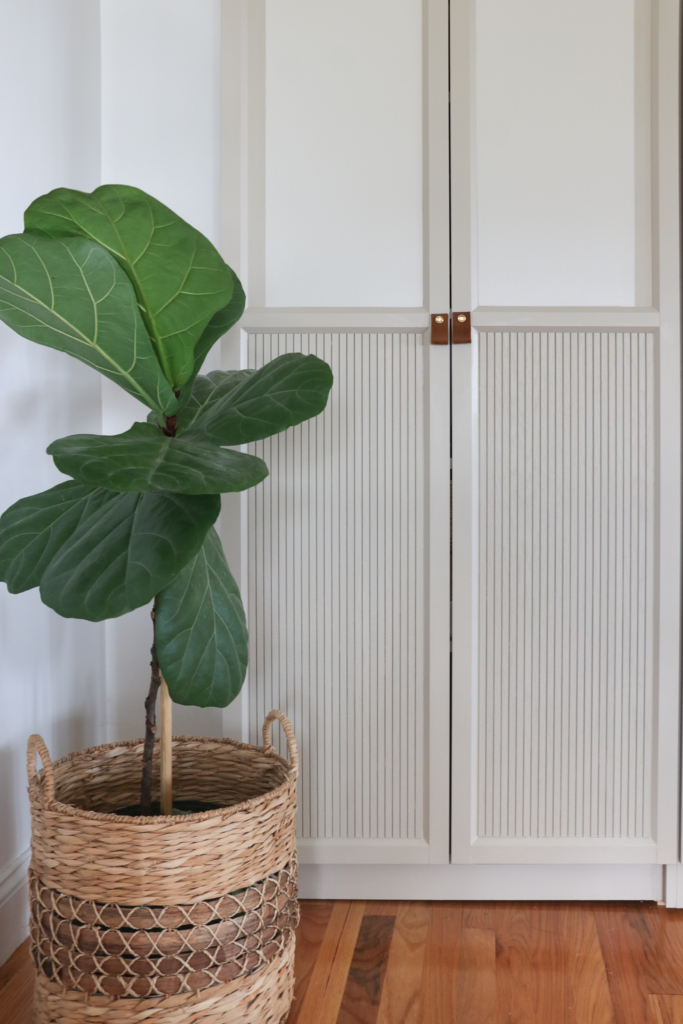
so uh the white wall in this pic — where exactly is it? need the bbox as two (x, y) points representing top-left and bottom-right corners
(100, 0), (222, 251)
(0, 0), (103, 965)
(264, 0), (423, 307)
(100, 0), (226, 742)
(0, 0), (228, 962)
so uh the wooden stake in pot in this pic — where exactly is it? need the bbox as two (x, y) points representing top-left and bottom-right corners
(160, 676), (172, 815)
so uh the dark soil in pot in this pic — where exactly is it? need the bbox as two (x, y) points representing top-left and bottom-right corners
(115, 798), (222, 816)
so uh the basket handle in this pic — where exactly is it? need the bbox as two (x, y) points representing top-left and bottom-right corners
(262, 710), (299, 777)
(27, 734), (55, 803)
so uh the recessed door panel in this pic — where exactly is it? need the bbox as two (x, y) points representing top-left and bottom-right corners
(475, 0), (647, 307)
(264, 0), (424, 307)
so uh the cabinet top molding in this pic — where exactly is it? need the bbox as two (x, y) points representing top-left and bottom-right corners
(472, 307), (660, 328)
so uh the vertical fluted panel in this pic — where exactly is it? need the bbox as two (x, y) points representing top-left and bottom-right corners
(246, 332), (425, 841)
(478, 331), (655, 840)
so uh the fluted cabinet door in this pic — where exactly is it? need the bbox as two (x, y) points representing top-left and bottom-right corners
(468, 331), (660, 861)
(243, 330), (448, 863)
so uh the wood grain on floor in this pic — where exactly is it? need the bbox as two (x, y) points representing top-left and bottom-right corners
(5, 902), (683, 1023)
(337, 915), (395, 1024)
(0, 940), (33, 1024)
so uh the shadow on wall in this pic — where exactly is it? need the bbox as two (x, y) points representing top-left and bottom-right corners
(0, 744), (19, 874)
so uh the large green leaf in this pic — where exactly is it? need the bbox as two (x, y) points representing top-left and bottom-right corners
(39, 490), (221, 621)
(0, 234), (177, 416)
(171, 370), (252, 434)
(25, 185), (236, 390)
(189, 280), (247, 381)
(0, 481), (112, 593)
(48, 422), (268, 494)
(155, 527), (248, 707)
(177, 353), (334, 445)
(174, 278), (247, 415)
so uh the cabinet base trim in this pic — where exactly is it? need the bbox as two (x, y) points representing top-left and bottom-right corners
(298, 863), (663, 901)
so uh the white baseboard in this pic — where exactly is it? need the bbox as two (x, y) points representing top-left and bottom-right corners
(665, 864), (683, 907)
(297, 838), (431, 865)
(0, 849), (30, 966)
(298, 862), (664, 902)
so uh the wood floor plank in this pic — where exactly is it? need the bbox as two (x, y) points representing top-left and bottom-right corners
(647, 995), (683, 1024)
(0, 940), (29, 997)
(643, 909), (683, 995)
(647, 996), (666, 1024)
(364, 902), (400, 917)
(0, 956), (34, 1024)
(562, 904), (616, 1024)
(419, 903), (462, 1024)
(528, 905), (589, 1024)
(292, 901), (353, 1023)
(492, 902), (579, 1023)
(295, 901), (365, 1024)
(455, 927), (496, 1024)
(375, 902), (430, 1024)
(337, 915), (395, 1024)
(594, 902), (669, 1023)
(493, 901), (615, 1024)
(462, 901), (504, 932)
(287, 901), (335, 1024)
(493, 902), (537, 1023)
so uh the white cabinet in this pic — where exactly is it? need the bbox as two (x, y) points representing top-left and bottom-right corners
(221, 0), (681, 898)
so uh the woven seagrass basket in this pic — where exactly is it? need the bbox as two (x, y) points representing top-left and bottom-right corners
(27, 710), (299, 1024)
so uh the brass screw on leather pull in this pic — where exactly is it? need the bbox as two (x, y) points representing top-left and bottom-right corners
(435, 315), (445, 323)
(457, 314), (466, 322)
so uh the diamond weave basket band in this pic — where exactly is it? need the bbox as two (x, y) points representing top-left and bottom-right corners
(27, 710), (300, 1024)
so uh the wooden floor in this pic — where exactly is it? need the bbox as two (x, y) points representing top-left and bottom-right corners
(4, 900), (683, 1023)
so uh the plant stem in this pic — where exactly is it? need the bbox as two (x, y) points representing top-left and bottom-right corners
(140, 601), (161, 814)
(159, 676), (173, 815)
(162, 414), (177, 437)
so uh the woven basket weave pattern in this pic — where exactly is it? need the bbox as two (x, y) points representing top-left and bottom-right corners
(30, 862), (299, 997)
(34, 941), (295, 1024)
(28, 711), (299, 1024)
(28, 730), (297, 904)
(30, 867), (297, 957)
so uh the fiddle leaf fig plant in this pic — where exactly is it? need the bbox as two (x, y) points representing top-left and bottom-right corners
(0, 185), (333, 810)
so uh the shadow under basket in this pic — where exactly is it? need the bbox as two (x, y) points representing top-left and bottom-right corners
(27, 711), (299, 1024)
